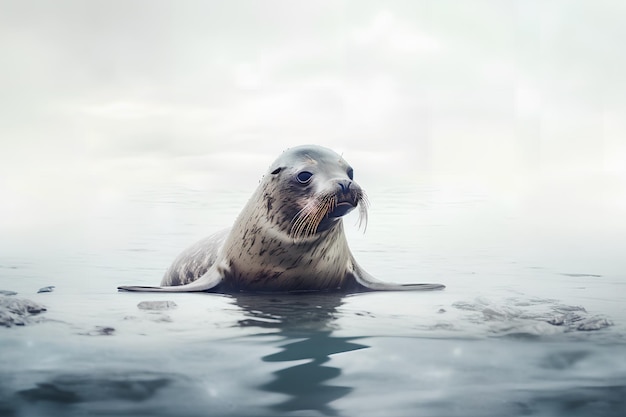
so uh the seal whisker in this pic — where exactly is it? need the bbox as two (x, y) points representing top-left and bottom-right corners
(306, 197), (330, 238)
(290, 193), (337, 240)
(303, 199), (324, 238)
(290, 205), (311, 238)
(290, 200), (320, 239)
(357, 190), (369, 233)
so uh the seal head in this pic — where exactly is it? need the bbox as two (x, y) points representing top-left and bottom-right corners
(266, 145), (367, 239)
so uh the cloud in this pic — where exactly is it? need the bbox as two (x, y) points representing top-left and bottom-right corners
(1, 0), (625, 202)
(351, 10), (441, 53)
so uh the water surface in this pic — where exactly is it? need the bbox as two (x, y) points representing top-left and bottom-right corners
(1, 182), (624, 417)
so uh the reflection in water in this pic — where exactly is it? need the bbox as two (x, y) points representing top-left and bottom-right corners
(1, 372), (178, 417)
(16, 373), (171, 403)
(233, 293), (368, 415)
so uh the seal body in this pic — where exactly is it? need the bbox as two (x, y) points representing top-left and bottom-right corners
(119, 145), (444, 293)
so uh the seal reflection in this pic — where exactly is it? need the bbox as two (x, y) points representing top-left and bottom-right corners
(233, 293), (369, 415)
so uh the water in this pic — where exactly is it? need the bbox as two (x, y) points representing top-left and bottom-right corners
(1, 180), (625, 417)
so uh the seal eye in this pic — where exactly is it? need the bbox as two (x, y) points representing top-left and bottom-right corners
(347, 168), (354, 180)
(296, 171), (313, 184)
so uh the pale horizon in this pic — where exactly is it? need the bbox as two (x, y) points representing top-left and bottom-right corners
(1, 0), (625, 239)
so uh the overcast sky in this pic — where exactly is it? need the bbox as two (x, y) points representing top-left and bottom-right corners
(1, 0), (625, 234)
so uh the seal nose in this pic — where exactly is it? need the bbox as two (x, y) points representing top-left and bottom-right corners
(337, 179), (352, 194)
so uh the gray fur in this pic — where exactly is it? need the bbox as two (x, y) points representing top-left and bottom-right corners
(118, 145), (445, 293)
(162, 229), (229, 286)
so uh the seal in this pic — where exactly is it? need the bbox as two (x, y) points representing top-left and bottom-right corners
(118, 145), (445, 293)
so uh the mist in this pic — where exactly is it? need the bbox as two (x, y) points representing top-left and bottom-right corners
(1, 0), (625, 247)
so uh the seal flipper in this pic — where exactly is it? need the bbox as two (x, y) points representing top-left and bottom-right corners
(349, 259), (445, 292)
(118, 266), (223, 293)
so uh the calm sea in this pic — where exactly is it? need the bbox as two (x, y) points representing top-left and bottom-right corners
(1, 179), (625, 417)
